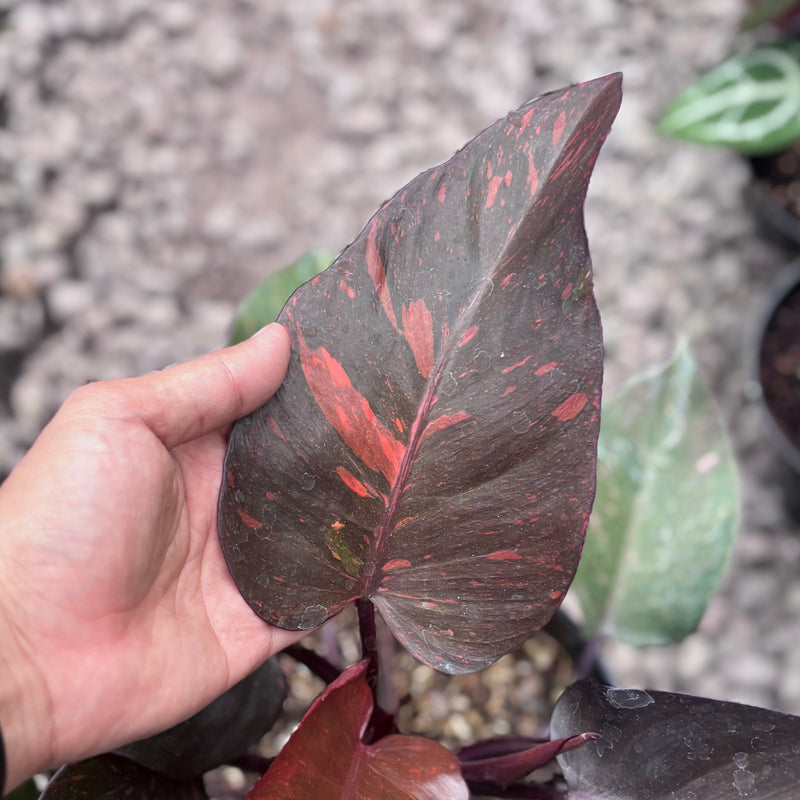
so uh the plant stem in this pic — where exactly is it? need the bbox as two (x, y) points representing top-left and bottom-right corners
(542, 610), (611, 685)
(283, 643), (341, 684)
(574, 633), (605, 682)
(357, 597), (399, 743)
(376, 615), (400, 713)
(357, 596), (379, 694)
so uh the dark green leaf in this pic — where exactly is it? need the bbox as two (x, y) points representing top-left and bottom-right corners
(658, 43), (800, 154)
(115, 657), (285, 779)
(40, 754), (206, 799)
(551, 679), (800, 799)
(2, 779), (39, 800)
(248, 661), (468, 800)
(740, 0), (800, 30)
(219, 75), (621, 675)
(229, 249), (335, 344)
(571, 346), (738, 644)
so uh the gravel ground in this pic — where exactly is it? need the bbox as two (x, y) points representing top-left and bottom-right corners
(2, 0), (800, 783)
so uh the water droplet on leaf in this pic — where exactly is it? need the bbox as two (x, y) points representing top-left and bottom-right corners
(511, 411), (532, 433)
(605, 687), (654, 710)
(299, 604), (327, 629)
(733, 769), (755, 795)
(228, 545), (245, 563)
(471, 349), (491, 372)
(440, 373), (458, 397)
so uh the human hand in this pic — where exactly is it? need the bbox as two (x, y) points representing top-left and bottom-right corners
(0, 323), (304, 791)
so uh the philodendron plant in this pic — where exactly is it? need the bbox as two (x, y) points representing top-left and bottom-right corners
(23, 73), (800, 800)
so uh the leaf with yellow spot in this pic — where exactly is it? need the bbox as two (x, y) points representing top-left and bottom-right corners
(219, 75), (622, 674)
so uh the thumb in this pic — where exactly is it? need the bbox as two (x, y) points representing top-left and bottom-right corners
(110, 323), (291, 449)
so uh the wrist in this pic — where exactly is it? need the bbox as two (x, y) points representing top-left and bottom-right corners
(0, 590), (54, 792)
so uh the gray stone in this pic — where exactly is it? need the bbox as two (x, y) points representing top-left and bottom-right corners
(157, 1), (198, 35)
(46, 280), (97, 324)
(0, 295), (44, 349)
(196, 26), (244, 84)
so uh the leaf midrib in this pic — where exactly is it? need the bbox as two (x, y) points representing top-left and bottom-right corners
(360, 282), (490, 597)
(359, 89), (608, 599)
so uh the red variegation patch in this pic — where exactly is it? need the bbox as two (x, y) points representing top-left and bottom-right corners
(219, 75), (622, 673)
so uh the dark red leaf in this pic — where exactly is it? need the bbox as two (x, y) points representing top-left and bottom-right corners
(248, 660), (468, 800)
(551, 679), (800, 799)
(115, 657), (286, 779)
(459, 732), (598, 787)
(458, 736), (547, 761)
(40, 754), (206, 799)
(219, 75), (622, 674)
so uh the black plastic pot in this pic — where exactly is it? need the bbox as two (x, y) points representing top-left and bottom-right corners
(751, 261), (800, 521)
(748, 145), (800, 248)
(543, 609), (612, 686)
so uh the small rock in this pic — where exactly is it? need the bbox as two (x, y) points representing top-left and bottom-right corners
(80, 171), (120, 208)
(157, 1), (198, 35)
(725, 651), (780, 690)
(46, 280), (97, 324)
(259, 63), (291, 94)
(0, 296), (45, 349)
(731, 569), (778, 614)
(197, 27), (244, 84)
(11, 3), (49, 44)
(409, 15), (452, 54)
(203, 203), (238, 241)
(72, 0), (115, 39)
(234, 216), (286, 253)
(675, 636), (714, 683)
(5, 255), (69, 296)
(218, 118), (256, 166)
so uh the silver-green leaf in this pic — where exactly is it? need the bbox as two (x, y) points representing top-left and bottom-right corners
(658, 42), (800, 154)
(571, 346), (739, 645)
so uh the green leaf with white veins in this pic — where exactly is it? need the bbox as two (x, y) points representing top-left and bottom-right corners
(658, 42), (800, 154)
(571, 346), (739, 645)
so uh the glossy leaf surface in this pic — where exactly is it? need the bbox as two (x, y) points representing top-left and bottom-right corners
(39, 754), (206, 799)
(571, 346), (738, 645)
(116, 657), (286, 779)
(551, 679), (800, 799)
(658, 43), (800, 154)
(248, 661), (468, 800)
(219, 75), (621, 674)
(229, 249), (335, 344)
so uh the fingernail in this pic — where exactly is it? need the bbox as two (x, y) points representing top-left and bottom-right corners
(248, 322), (279, 339)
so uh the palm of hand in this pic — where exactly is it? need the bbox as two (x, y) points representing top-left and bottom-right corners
(0, 398), (277, 764)
(0, 326), (299, 776)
